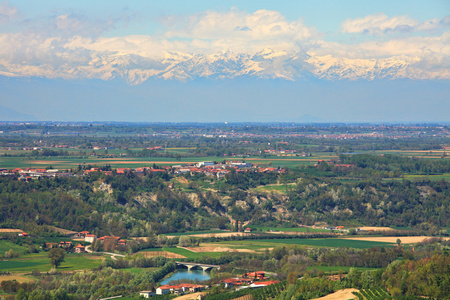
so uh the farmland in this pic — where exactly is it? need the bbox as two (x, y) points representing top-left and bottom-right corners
(207, 238), (395, 250)
(0, 253), (103, 273)
(0, 240), (29, 254)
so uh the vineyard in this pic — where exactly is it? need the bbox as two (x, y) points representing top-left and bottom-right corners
(206, 282), (287, 300)
(352, 287), (393, 300)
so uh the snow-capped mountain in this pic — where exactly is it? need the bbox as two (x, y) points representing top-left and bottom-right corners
(0, 48), (445, 85)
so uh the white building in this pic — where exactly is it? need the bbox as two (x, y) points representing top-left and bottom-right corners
(156, 286), (171, 295)
(85, 234), (97, 243)
(139, 291), (156, 298)
(197, 161), (214, 167)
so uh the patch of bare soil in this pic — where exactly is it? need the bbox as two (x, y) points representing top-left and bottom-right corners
(311, 288), (359, 300)
(185, 246), (255, 253)
(0, 275), (35, 283)
(269, 231), (341, 236)
(139, 251), (186, 259)
(176, 177), (189, 184)
(47, 226), (77, 235)
(0, 229), (22, 233)
(357, 226), (397, 231)
(344, 236), (450, 244)
(172, 292), (207, 300)
(27, 160), (65, 164)
(187, 232), (247, 238)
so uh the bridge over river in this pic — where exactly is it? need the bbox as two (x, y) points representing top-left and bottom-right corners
(175, 261), (220, 271)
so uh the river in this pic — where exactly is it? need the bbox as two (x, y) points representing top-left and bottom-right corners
(161, 269), (211, 285)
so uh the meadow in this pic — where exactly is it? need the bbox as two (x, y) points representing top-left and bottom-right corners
(247, 226), (329, 233)
(209, 238), (394, 250)
(0, 253), (103, 273)
(0, 240), (29, 254)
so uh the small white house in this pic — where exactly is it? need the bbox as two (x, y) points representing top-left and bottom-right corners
(85, 234), (97, 243)
(139, 291), (156, 298)
(156, 286), (171, 295)
(197, 161), (214, 167)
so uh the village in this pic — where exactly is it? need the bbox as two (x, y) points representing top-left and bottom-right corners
(0, 159), (288, 182)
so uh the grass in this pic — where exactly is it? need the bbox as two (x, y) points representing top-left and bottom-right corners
(306, 266), (378, 273)
(140, 247), (205, 259)
(0, 240), (29, 254)
(0, 253), (102, 273)
(162, 247), (203, 259)
(248, 226), (328, 233)
(211, 238), (394, 250)
(122, 267), (158, 274)
(164, 230), (228, 236)
(0, 153), (335, 169)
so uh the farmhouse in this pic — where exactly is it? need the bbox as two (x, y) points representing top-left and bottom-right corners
(98, 236), (121, 243)
(85, 234), (97, 243)
(139, 291), (156, 298)
(222, 278), (253, 288)
(236, 280), (280, 290)
(74, 244), (86, 253)
(46, 242), (58, 249)
(59, 241), (73, 248)
(156, 284), (205, 295)
(242, 271), (267, 280)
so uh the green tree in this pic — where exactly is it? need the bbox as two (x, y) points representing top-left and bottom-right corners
(47, 248), (65, 268)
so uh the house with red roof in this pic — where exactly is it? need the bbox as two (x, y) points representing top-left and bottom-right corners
(74, 244), (86, 253)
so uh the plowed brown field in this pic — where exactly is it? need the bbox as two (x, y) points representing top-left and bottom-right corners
(140, 251), (186, 259)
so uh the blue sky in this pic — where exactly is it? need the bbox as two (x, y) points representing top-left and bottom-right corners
(0, 0), (449, 122)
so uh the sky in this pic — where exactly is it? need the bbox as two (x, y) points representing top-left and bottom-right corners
(0, 0), (449, 122)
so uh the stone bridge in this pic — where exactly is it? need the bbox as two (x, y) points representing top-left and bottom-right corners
(175, 261), (220, 271)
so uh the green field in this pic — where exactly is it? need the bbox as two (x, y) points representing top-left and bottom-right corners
(140, 247), (223, 259)
(306, 266), (378, 273)
(403, 174), (450, 181)
(140, 247), (204, 259)
(122, 267), (158, 274)
(0, 153), (336, 169)
(0, 253), (103, 273)
(164, 230), (228, 236)
(0, 240), (29, 254)
(248, 226), (328, 233)
(211, 238), (394, 250)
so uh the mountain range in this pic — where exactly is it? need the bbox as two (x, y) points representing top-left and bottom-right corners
(0, 49), (446, 85)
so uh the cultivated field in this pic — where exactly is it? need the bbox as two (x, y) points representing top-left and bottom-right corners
(356, 227), (397, 232)
(207, 238), (395, 251)
(0, 229), (23, 233)
(185, 245), (256, 253)
(139, 251), (186, 259)
(0, 274), (35, 283)
(0, 253), (102, 273)
(311, 288), (359, 300)
(344, 236), (450, 244)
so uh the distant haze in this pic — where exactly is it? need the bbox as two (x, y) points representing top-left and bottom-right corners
(1, 77), (448, 123)
(0, 1), (449, 122)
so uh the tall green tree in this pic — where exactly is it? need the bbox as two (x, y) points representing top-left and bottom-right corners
(47, 248), (65, 268)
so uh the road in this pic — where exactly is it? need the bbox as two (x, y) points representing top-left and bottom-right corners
(85, 245), (125, 260)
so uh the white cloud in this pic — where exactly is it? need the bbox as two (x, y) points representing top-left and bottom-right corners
(0, 0), (17, 24)
(160, 9), (315, 53)
(342, 13), (450, 35)
(0, 8), (449, 83)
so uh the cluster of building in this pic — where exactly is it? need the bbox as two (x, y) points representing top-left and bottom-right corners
(44, 241), (86, 253)
(73, 231), (126, 246)
(1, 159), (286, 182)
(140, 283), (205, 298)
(0, 167), (64, 180)
(222, 271), (279, 290)
(83, 161), (285, 179)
